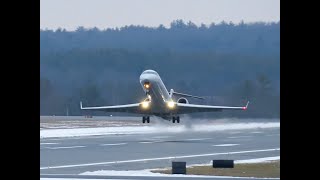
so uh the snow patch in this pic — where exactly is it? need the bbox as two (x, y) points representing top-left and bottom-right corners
(80, 169), (161, 176)
(236, 156), (280, 164)
(79, 169), (279, 179)
(80, 170), (240, 178)
(40, 122), (279, 139)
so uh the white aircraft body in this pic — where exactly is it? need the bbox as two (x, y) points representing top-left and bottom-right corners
(80, 70), (249, 123)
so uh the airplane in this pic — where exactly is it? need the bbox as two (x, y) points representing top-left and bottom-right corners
(80, 69), (249, 123)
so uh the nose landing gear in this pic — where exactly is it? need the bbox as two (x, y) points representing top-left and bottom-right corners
(142, 116), (150, 123)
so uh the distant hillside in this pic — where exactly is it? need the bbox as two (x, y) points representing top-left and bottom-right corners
(41, 20), (279, 56)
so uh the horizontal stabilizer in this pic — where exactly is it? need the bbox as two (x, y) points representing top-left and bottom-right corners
(170, 89), (204, 100)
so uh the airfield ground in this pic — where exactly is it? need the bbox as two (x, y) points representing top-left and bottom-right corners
(40, 116), (280, 180)
(152, 160), (280, 178)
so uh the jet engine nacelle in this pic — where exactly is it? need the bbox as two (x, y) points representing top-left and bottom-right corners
(177, 97), (189, 104)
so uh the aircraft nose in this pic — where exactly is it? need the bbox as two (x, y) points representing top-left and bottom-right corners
(140, 74), (156, 83)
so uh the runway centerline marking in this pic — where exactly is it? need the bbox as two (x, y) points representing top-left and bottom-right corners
(43, 146), (86, 150)
(139, 141), (164, 144)
(100, 143), (127, 146)
(151, 136), (171, 139)
(212, 144), (239, 147)
(40, 134), (124, 141)
(229, 132), (242, 134)
(184, 138), (212, 141)
(228, 136), (252, 139)
(139, 138), (211, 144)
(40, 143), (59, 145)
(40, 148), (280, 170)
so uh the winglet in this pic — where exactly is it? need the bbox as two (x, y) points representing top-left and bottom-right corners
(80, 101), (83, 109)
(243, 101), (250, 110)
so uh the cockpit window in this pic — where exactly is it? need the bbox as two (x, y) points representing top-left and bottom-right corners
(144, 70), (159, 75)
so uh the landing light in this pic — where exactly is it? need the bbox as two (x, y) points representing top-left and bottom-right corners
(144, 83), (150, 89)
(167, 101), (175, 109)
(142, 101), (150, 109)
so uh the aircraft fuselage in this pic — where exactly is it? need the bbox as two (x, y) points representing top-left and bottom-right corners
(139, 70), (175, 119)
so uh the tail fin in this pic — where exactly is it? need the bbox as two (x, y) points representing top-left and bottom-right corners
(169, 89), (204, 100)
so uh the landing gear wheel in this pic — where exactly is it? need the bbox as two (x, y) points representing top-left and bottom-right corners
(142, 116), (146, 123)
(177, 116), (180, 123)
(172, 116), (176, 123)
(143, 116), (150, 123)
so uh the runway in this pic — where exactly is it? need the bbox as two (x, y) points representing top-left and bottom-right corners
(40, 118), (280, 179)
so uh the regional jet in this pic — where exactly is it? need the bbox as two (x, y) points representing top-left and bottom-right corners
(80, 70), (249, 123)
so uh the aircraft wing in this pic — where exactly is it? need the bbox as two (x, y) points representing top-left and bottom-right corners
(175, 101), (249, 114)
(80, 102), (143, 114)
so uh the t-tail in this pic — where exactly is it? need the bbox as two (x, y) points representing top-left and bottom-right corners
(169, 89), (204, 100)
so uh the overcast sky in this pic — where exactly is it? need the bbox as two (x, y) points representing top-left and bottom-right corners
(40, 0), (280, 30)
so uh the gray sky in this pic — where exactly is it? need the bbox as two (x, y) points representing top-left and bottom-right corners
(40, 0), (280, 30)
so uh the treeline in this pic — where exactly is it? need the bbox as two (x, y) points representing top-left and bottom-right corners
(41, 20), (280, 56)
(40, 20), (280, 118)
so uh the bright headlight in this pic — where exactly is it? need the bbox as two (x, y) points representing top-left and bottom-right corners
(167, 101), (175, 109)
(142, 101), (150, 109)
(144, 82), (151, 89)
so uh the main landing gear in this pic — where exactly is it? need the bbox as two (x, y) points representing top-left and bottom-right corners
(142, 116), (150, 123)
(172, 116), (180, 123)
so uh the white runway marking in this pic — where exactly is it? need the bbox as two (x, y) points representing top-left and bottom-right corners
(266, 134), (280, 137)
(250, 131), (263, 134)
(228, 136), (252, 139)
(100, 143), (127, 146)
(184, 138), (212, 141)
(44, 146), (86, 150)
(152, 136), (171, 139)
(212, 144), (239, 147)
(40, 134), (124, 141)
(40, 143), (59, 145)
(139, 141), (163, 144)
(40, 148), (280, 170)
